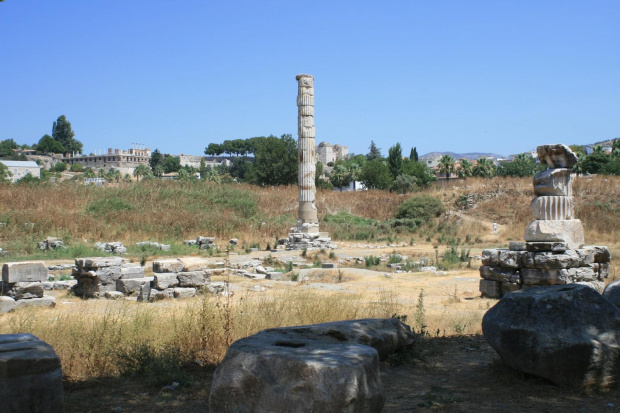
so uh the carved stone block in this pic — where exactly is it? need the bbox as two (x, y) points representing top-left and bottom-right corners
(531, 196), (573, 220)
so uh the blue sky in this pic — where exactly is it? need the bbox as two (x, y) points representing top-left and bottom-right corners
(1, 1), (618, 157)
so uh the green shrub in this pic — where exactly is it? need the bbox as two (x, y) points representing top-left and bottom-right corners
(396, 195), (445, 221)
(364, 255), (381, 267)
(86, 198), (135, 216)
(69, 163), (84, 172)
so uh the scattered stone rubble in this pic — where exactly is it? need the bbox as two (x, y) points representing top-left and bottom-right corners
(479, 144), (611, 298)
(136, 241), (170, 251)
(37, 237), (65, 251)
(94, 241), (126, 254)
(1, 261), (57, 312)
(0, 333), (64, 412)
(184, 236), (216, 249)
(210, 318), (414, 412)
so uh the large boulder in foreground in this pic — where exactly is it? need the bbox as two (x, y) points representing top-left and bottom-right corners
(0, 333), (63, 412)
(209, 318), (414, 413)
(482, 285), (620, 390)
(603, 280), (620, 308)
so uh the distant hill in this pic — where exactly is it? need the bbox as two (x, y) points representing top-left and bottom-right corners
(590, 137), (619, 148)
(420, 151), (505, 160)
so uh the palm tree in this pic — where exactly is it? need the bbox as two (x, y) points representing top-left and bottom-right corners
(133, 164), (150, 182)
(457, 159), (474, 178)
(473, 157), (496, 178)
(438, 155), (456, 179)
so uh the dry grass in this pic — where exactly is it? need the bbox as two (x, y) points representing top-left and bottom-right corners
(0, 288), (402, 380)
(0, 175), (618, 254)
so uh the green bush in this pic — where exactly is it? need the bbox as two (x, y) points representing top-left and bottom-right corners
(396, 195), (445, 222)
(70, 163), (84, 172)
(53, 162), (68, 172)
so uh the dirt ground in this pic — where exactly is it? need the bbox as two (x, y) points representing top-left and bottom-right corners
(35, 243), (620, 411)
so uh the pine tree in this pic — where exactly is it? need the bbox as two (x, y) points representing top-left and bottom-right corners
(410, 147), (418, 162)
(52, 115), (82, 153)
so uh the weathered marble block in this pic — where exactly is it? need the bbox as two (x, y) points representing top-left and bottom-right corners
(0, 334), (63, 412)
(2, 261), (48, 283)
(533, 168), (572, 197)
(524, 219), (585, 250)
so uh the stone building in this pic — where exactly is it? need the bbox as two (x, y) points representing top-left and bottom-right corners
(65, 145), (151, 175)
(179, 155), (232, 169)
(0, 160), (41, 182)
(316, 141), (348, 165)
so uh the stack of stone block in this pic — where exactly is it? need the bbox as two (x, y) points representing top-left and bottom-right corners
(136, 241), (171, 251)
(479, 144), (612, 298)
(149, 258), (224, 300)
(1, 262), (57, 312)
(286, 223), (336, 251)
(72, 257), (145, 298)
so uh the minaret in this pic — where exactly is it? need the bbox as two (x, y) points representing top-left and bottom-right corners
(296, 74), (319, 232)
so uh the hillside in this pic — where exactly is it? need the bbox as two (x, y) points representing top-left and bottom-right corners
(420, 151), (505, 160)
(0, 176), (618, 257)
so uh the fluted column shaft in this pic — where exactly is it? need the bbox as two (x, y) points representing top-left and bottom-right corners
(296, 74), (319, 228)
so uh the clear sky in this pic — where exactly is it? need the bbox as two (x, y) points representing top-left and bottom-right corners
(1, 1), (618, 157)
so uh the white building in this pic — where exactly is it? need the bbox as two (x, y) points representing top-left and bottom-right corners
(0, 160), (41, 182)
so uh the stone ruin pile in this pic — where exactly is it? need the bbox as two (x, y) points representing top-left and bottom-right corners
(479, 144), (611, 298)
(72, 257), (145, 298)
(148, 258), (226, 300)
(95, 241), (127, 254)
(136, 241), (170, 251)
(1, 262), (57, 312)
(37, 237), (65, 251)
(184, 236), (216, 249)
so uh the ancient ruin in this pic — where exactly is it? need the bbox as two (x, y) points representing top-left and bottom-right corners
(479, 144), (611, 298)
(1, 262), (57, 311)
(286, 74), (335, 250)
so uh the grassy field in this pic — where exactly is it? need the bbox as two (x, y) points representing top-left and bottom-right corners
(0, 175), (618, 255)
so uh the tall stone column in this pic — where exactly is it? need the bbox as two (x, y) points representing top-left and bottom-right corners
(296, 74), (319, 232)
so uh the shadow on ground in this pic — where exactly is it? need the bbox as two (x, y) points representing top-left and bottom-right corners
(64, 335), (619, 412)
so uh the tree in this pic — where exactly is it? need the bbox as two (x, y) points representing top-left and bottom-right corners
(229, 157), (252, 181)
(205, 143), (224, 156)
(149, 149), (164, 171)
(359, 159), (392, 190)
(52, 115), (82, 153)
(70, 163), (84, 172)
(0, 163), (12, 183)
(162, 155), (181, 174)
(36, 134), (65, 154)
(473, 157), (496, 178)
(133, 164), (150, 182)
(582, 146), (611, 174)
(83, 167), (96, 178)
(0, 139), (19, 158)
(456, 159), (474, 178)
(393, 174), (418, 194)
(402, 159), (436, 187)
(410, 147), (418, 162)
(387, 143), (403, 179)
(330, 164), (351, 191)
(249, 134), (298, 186)
(366, 140), (382, 161)
(496, 153), (542, 177)
(438, 155), (456, 179)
